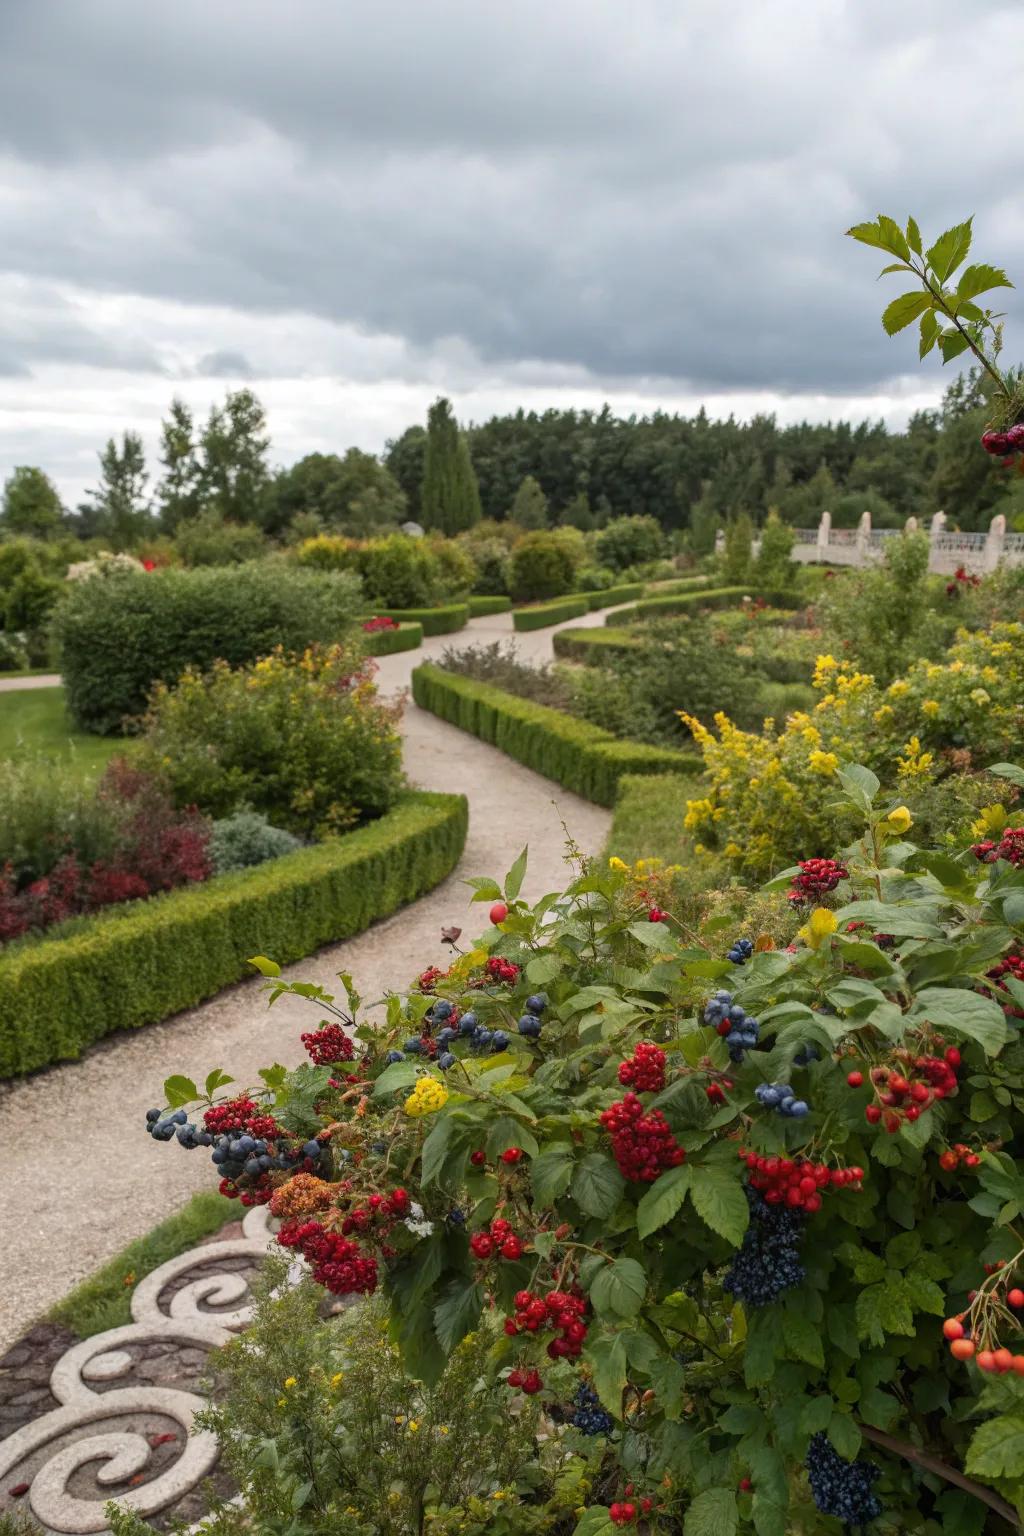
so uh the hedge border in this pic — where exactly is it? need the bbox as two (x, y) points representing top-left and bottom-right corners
(512, 597), (589, 632)
(374, 604), (469, 635)
(609, 587), (800, 624)
(578, 583), (645, 612)
(0, 790), (468, 1079)
(412, 663), (700, 808)
(552, 626), (643, 663)
(467, 595), (512, 617)
(642, 575), (711, 597)
(361, 620), (423, 656)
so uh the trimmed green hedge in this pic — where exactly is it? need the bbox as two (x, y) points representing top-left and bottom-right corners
(578, 583), (645, 612)
(412, 664), (700, 808)
(642, 575), (711, 597)
(0, 791), (468, 1079)
(609, 587), (800, 624)
(362, 620), (423, 655)
(374, 604), (469, 635)
(467, 595), (512, 617)
(553, 626), (643, 663)
(512, 597), (589, 631)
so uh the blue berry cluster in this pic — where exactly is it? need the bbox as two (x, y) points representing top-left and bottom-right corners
(723, 1187), (806, 1307)
(755, 1082), (809, 1118)
(703, 990), (760, 1062)
(570, 1383), (613, 1436)
(727, 937), (753, 965)
(805, 1432), (882, 1529)
(517, 993), (547, 1039)
(145, 1108), (318, 1180)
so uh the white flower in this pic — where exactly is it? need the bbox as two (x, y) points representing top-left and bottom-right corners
(410, 1201), (425, 1221)
(405, 1216), (435, 1238)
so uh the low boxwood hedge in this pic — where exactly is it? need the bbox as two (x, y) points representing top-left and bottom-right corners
(0, 790), (468, 1079)
(512, 597), (589, 631)
(412, 664), (699, 808)
(578, 583), (645, 612)
(374, 604), (469, 635)
(641, 575), (710, 597)
(467, 595), (512, 617)
(361, 620), (423, 656)
(609, 587), (800, 624)
(552, 626), (643, 663)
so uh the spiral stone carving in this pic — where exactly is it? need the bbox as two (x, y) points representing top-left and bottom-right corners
(0, 1206), (275, 1534)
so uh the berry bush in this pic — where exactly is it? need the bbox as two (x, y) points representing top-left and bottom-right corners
(147, 764), (1024, 1532)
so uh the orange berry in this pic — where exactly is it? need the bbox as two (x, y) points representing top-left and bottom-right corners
(943, 1318), (964, 1340)
(1013, 1356), (1024, 1376)
(977, 1350), (998, 1372)
(1009, 1289), (1024, 1309)
(994, 1347), (1015, 1373)
(950, 1338), (976, 1360)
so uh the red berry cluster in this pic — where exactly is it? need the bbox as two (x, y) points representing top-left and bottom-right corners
(277, 1218), (379, 1295)
(618, 1042), (667, 1093)
(219, 1173), (275, 1206)
(945, 564), (981, 597)
(705, 1078), (734, 1105)
(600, 1094), (686, 1182)
(647, 907), (668, 923)
(362, 615), (400, 632)
(203, 1096), (284, 1140)
(501, 1146), (524, 1165)
(739, 1149), (863, 1212)
(504, 1288), (588, 1360)
(339, 1188), (410, 1235)
(507, 1367), (543, 1394)
(939, 1143), (981, 1172)
(972, 829), (1024, 867)
(862, 1049), (960, 1131)
(417, 965), (444, 993)
(301, 1023), (355, 1066)
(988, 953), (1024, 1018)
(610, 1497), (653, 1525)
(470, 1217), (524, 1261)
(981, 425), (1024, 457)
(787, 858), (848, 905)
(485, 955), (520, 984)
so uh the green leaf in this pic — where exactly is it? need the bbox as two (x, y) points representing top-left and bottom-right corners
(838, 762), (880, 808)
(584, 1330), (629, 1414)
(204, 1068), (233, 1097)
(485, 1114), (538, 1161)
(573, 1508), (617, 1536)
(683, 1487), (739, 1536)
(420, 1114), (459, 1186)
(590, 1257), (648, 1320)
(956, 262), (1012, 302)
(909, 987), (1008, 1055)
(906, 215), (922, 255)
(876, 214), (912, 261)
(846, 219), (890, 251)
(248, 954), (281, 977)
(373, 1060), (421, 1096)
(782, 1310), (825, 1368)
(939, 328), (971, 363)
(163, 1074), (199, 1107)
(965, 1413), (1024, 1479)
(835, 899), (943, 939)
(637, 1164), (693, 1238)
(433, 1279), (484, 1353)
(572, 1153), (626, 1218)
(989, 762), (1024, 789)
(927, 218), (973, 281)
(881, 291), (933, 336)
(744, 1307), (780, 1386)
(689, 1164), (750, 1246)
(526, 953), (563, 985)
(828, 1413), (862, 1460)
(530, 1146), (575, 1206)
(504, 845), (528, 902)
(800, 1396), (833, 1434)
(919, 308), (940, 359)
(258, 1063), (287, 1093)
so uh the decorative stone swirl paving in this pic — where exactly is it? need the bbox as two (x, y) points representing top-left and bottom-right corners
(0, 1206), (275, 1535)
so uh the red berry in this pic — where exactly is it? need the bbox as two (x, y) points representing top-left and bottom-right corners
(501, 1147), (524, 1165)
(470, 1233), (494, 1259)
(995, 1347), (1015, 1373)
(950, 1338), (975, 1360)
(943, 1318), (964, 1340)
(1009, 1289), (1024, 1309)
(489, 902), (509, 925)
(500, 1236), (523, 1260)
(520, 1368), (543, 1394)
(939, 1150), (958, 1172)
(470, 1149), (486, 1167)
(945, 1047), (962, 1068)
(977, 1350), (997, 1372)
(865, 1104), (882, 1125)
(739, 1477), (752, 1492)
(846, 1070), (864, 1088)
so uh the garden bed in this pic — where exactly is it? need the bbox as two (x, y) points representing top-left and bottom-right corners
(412, 662), (699, 805)
(511, 596), (589, 631)
(361, 619), (423, 655)
(0, 789), (468, 1078)
(373, 603), (469, 635)
(552, 626), (643, 662)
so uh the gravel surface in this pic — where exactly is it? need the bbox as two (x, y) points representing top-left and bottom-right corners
(0, 606), (625, 1350)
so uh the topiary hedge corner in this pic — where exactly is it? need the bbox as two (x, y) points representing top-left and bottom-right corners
(578, 583), (645, 612)
(552, 627), (643, 663)
(373, 604), (469, 635)
(412, 664), (699, 808)
(0, 790), (468, 1079)
(609, 586), (801, 624)
(511, 597), (589, 631)
(361, 621), (424, 656)
(467, 595), (512, 617)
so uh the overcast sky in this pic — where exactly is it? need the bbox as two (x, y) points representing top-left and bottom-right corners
(2, 0), (1022, 505)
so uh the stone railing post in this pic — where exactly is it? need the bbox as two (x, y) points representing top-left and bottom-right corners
(985, 513), (1006, 573)
(856, 510), (871, 563)
(715, 527), (725, 556)
(817, 511), (831, 560)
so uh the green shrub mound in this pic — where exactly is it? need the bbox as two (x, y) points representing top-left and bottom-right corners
(361, 620), (423, 655)
(466, 594), (512, 616)
(412, 663), (699, 805)
(552, 626), (643, 662)
(55, 563), (364, 734)
(511, 596), (589, 631)
(577, 582), (645, 611)
(0, 790), (468, 1078)
(209, 810), (302, 874)
(610, 585), (800, 624)
(373, 604), (469, 635)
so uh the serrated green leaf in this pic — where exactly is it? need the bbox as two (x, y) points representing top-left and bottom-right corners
(828, 1413), (862, 1459)
(433, 1279), (483, 1353)
(882, 291), (933, 336)
(939, 328), (971, 363)
(919, 308), (940, 358)
(163, 1074), (199, 1107)
(584, 1330), (629, 1414)
(910, 987), (1008, 1055)
(683, 1487), (739, 1536)
(530, 1146), (575, 1206)
(590, 1257), (648, 1319)
(956, 262), (1012, 302)
(373, 1060), (421, 1096)
(248, 954), (281, 977)
(504, 845), (528, 902)
(965, 1413), (1024, 1479)
(637, 1164), (693, 1238)
(876, 214), (912, 261)
(204, 1068), (233, 1097)
(846, 219), (889, 250)
(689, 1164), (749, 1246)
(572, 1153), (626, 1218)
(782, 1310), (825, 1367)
(927, 218), (973, 281)
(906, 215), (922, 255)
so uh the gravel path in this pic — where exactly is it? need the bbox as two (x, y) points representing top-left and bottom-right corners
(0, 606), (624, 1351)
(0, 672), (62, 692)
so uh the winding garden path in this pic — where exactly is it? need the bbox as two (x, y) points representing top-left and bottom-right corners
(0, 605), (628, 1352)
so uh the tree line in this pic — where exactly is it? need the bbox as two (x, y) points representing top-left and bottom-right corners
(3, 368), (1021, 547)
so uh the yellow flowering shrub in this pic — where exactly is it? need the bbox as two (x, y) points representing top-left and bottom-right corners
(404, 1077), (449, 1117)
(880, 623), (1024, 763)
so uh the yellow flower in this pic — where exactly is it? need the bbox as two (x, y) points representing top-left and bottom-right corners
(395, 1414), (406, 1425)
(921, 699), (940, 717)
(438, 1425), (450, 1435)
(886, 805), (913, 834)
(330, 1372), (344, 1390)
(492, 1491), (507, 1501)
(873, 705), (894, 724)
(971, 804), (1008, 839)
(277, 1397), (287, 1408)
(404, 1077), (449, 1117)
(887, 679), (909, 698)
(608, 856), (629, 872)
(408, 1419), (420, 1432)
(283, 1377), (297, 1389)
(724, 842), (742, 858)
(799, 908), (838, 950)
(970, 688), (991, 706)
(808, 749), (839, 776)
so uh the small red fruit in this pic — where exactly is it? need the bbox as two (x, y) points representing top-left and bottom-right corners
(470, 1232), (494, 1259)
(977, 1350), (997, 1372)
(489, 902), (509, 925)
(865, 1104), (882, 1125)
(500, 1236), (524, 1260)
(1013, 1355), (1024, 1376)
(470, 1149), (486, 1166)
(945, 1047), (961, 1068)
(739, 1477), (752, 1492)
(951, 1338), (976, 1360)
(994, 1347), (1015, 1373)
(847, 1070), (864, 1088)
(1009, 1289), (1024, 1309)
(939, 1150), (958, 1172)
(943, 1318), (964, 1340)
(501, 1147), (524, 1165)
(520, 1368), (543, 1394)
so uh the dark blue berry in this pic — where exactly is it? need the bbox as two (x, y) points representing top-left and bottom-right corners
(403, 1038), (423, 1055)
(491, 1030), (510, 1051)
(171, 1109), (188, 1125)
(302, 1140), (321, 1159)
(805, 1431), (882, 1527)
(145, 1107), (160, 1123)
(386, 1049), (405, 1063)
(438, 1052), (456, 1070)
(525, 993), (547, 1015)
(459, 1012), (478, 1035)
(433, 1000), (454, 1021)
(724, 1188), (806, 1307)
(518, 1015), (541, 1038)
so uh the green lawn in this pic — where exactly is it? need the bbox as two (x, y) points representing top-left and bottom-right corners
(0, 686), (124, 778)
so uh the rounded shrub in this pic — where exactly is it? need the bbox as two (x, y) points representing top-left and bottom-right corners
(208, 810), (303, 874)
(54, 563), (363, 735)
(508, 531), (576, 602)
(595, 514), (665, 571)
